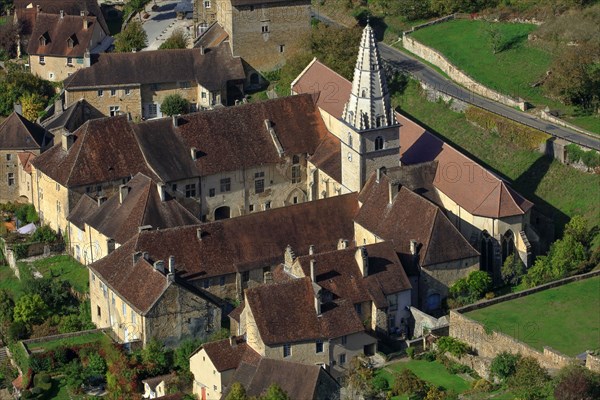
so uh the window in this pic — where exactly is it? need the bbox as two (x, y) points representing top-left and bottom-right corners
(91, 273), (96, 282)
(148, 103), (158, 117)
(254, 173), (264, 193)
(293, 196), (298, 204)
(201, 92), (207, 99)
(48, 72), (54, 79)
(262, 25), (269, 33)
(179, 81), (191, 89)
(109, 106), (120, 116)
(279, 44), (285, 53)
(111, 294), (115, 306)
(171, 183), (177, 192)
(150, 83), (159, 91)
(348, 133), (353, 148)
(204, 0), (211, 8)
(249, 204), (254, 212)
(354, 303), (362, 316)
(264, 201), (271, 210)
(208, 188), (215, 197)
(110, 89), (117, 97)
(316, 340), (323, 353)
(97, 306), (101, 317)
(6, 154), (11, 161)
(39, 55), (45, 64)
(67, 57), (73, 66)
(67, 37), (74, 49)
(185, 184), (197, 197)
(339, 353), (346, 365)
(219, 276), (225, 286)
(213, 385), (217, 391)
(242, 271), (250, 282)
(125, 88), (131, 95)
(97, 89), (103, 97)
(375, 136), (384, 150)
(283, 343), (291, 358)
(220, 178), (231, 192)
(56, 200), (61, 214)
(55, 183), (60, 191)
(291, 155), (301, 183)
(122, 302), (127, 317)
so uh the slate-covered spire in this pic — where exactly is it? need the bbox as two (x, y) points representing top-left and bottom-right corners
(342, 22), (392, 131)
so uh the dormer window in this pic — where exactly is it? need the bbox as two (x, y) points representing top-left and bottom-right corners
(67, 34), (78, 48)
(39, 32), (50, 47)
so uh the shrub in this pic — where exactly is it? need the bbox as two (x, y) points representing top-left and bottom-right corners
(554, 364), (600, 400)
(490, 352), (521, 380)
(436, 337), (469, 358)
(13, 294), (48, 325)
(31, 225), (57, 243)
(372, 374), (389, 392)
(471, 378), (493, 393)
(158, 28), (188, 49)
(565, 144), (600, 169)
(501, 253), (526, 286)
(508, 356), (551, 399)
(393, 369), (429, 397)
(86, 353), (107, 377)
(160, 94), (189, 117)
(406, 346), (416, 359)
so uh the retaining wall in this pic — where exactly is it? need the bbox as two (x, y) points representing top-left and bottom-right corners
(402, 35), (528, 111)
(540, 110), (598, 138)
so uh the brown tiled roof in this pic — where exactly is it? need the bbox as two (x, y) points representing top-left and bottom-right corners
(292, 58), (352, 119)
(27, 13), (101, 57)
(0, 112), (52, 150)
(309, 133), (342, 183)
(193, 22), (229, 50)
(397, 112), (533, 218)
(67, 194), (97, 230)
(41, 99), (104, 133)
(228, 302), (244, 323)
(31, 115), (158, 188)
(227, 358), (338, 399)
(64, 42), (244, 90)
(355, 173), (479, 267)
(246, 277), (364, 345)
(17, 151), (37, 174)
(294, 242), (411, 309)
(142, 373), (175, 391)
(103, 194), (357, 281)
(82, 173), (200, 244)
(14, 0), (110, 35)
(201, 337), (261, 372)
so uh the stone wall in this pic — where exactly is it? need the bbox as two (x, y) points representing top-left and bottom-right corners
(540, 109), (598, 139)
(586, 353), (600, 373)
(420, 81), (469, 112)
(402, 35), (528, 111)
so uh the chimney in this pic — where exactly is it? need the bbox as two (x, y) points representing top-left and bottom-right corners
(133, 251), (143, 265)
(153, 260), (165, 273)
(96, 196), (106, 207)
(54, 97), (63, 116)
(355, 246), (369, 277)
(314, 290), (321, 316)
(36, 5), (40, 13)
(310, 259), (316, 283)
(388, 182), (400, 204)
(190, 147), (197, 160)
(168, 255), (175, 274)
(197, 227), (202, 241)
(230, 336), (237, 348)
(157, 182), (166, 201)
(138, 225), (152, 233)
(60, 10), (64, 18)
(83, 50), (91, 68)
(410, 240), (418, 256)
(61, 132), (75, 151)
(119, 185), (129, 204)
(200, 46), (204, 55)
(337, 238), (348, 250)
(309, 245), (315, 255)
(172, 114), (179, 127)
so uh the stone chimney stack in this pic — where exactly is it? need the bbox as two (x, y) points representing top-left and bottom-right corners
(83, 50), (91, 68)
(168, 255), (175, 274)
(310, 259), (316, 283)
(119, 185), (129, 204)
(200, 46), (204, 55)
(197, 227), (202, 241)
(284, 245), (295, 268)
(190, 147), (197, 160)
(410, 240), (418, 256)
(61, 132), (75, 151)
(230, 336), (237, 348)
(138, 225), (152, 233)
(376, 168), (381, 183)
(60, 10), (64, 18)
(153, 260), (165, 273)
(355, 246), (369, 277)
(309, 245), (315, 255)
(172, 114), (180, 127)
(157, 182), (166, 202)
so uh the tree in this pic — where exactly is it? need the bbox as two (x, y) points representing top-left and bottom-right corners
(160, 94), (189, 116)
(466, 271), (492, 299)
(396, 0), (433, 21)
(0, 289), (14, 324)
(564, 215), (592, 247)
(225, 382), (247, 400)
(7, 320), (28, 342)
(114, 20), (148, 52)
(86, 353), (107, 377)
(0, 22), (20, 60)
(174, 338), (203, 372)
(482, 21), (504, 54)
(346, 355), (374, 399)
(142, 338), (170, 376)
(20, 92), (46, 122)
(260, 384), (290, 400)
(425, 386), (446, 400)
(490, 352), (521, 381)
(501, 253), (526, 286)
(393, 369), (428, 398)
(159, 28), (189, 49)
(13, 294), (48, 325)
(508, 356), (551, 400)
(554, 364), (600, 400)
(0, 67), (54, 117)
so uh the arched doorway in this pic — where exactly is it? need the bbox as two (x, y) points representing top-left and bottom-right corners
(214, 206), (231, 220)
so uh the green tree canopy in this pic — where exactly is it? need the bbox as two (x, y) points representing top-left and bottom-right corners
(13, 294), (48, 325)
(160, 94), (190, 116)
(114, 20), (148, 52)
(159, 28), (189, 49)
(260, 384), (290, 400)
(225, 382), (247, 400)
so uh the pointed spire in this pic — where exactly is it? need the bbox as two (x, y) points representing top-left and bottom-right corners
(342, 23), (393, 131)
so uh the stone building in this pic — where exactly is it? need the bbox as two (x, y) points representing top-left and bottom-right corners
(89, 244), (223, 347)
(63, 43), (246, 120)
(0, 112), (52, 203)
(194, 0), (311, 73)
(66, 172), (200, 265)
(27, 11), (110, 82)
(232, 276), (377, 380)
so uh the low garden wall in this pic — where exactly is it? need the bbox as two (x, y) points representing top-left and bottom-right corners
(449, 271), (600, 372)
(0, 236), (65, 280)
(402, 34), (528, 111)
(21, 328), (107, 354)
(586, 353), (600, 373)
(540, 109), (598, 138)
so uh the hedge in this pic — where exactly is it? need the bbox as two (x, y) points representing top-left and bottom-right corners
(465, 107), (551, 149)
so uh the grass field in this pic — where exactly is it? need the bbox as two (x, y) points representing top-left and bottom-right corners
(24, 255), (89, 294)
(410, 19), (599, 134)
(26, 331), (108, 352)
(465, 276), (600, 356)
(377, 359), (470, 398)
(393, 80), (600, 235)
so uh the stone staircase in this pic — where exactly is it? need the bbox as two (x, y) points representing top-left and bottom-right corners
(0, 346), (8, 365)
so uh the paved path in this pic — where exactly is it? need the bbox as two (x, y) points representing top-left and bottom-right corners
(141, 1), (193, 51)
(379, 43), (600, 150)
(311, 11), (600, 150)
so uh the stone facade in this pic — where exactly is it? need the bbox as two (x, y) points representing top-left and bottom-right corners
(0, 150), (24, 203)
(194, 0), (218, 36)
(65, 85), (142, 120)
(215, 0), (311, 71)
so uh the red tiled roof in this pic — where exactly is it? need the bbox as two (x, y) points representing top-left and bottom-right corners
(27, 13), (101, 57)
(292, 58), (352, 119)
(201, 337), (261, 372)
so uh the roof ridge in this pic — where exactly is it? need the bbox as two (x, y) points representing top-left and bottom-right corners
(499, 181), (524, 215)
(472, 181), (502, 217)
(65, 119), (89, 187)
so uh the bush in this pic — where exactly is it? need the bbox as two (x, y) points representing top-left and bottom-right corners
(7, 321), (29, 342)
(471, 378), (493, 393)
(31, 225), (57, 243)
(554, 364), (600, 400)
(508, 356), (551, 399)
(406, 346), (416, 359)
(566, 144), (600, 169)
(372, 374), (389, 392)
(158, 28), (188, 49)
(501, 253), (526, 286)
(393, 369), (429, 398)
(436, 337), (469, 358)
(450, 270), (493, 304)
(490, 352), (521, 381)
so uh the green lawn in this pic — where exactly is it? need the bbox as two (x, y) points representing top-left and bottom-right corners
(377, 359), (470, 398)
(394, 80), (600, 235)
(0, 264), (23, 297)
(410, 19), (599, 134)
(465, 276), (600, 356)
(24, 255), (89, 294)
(26, 331), (108, 352)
